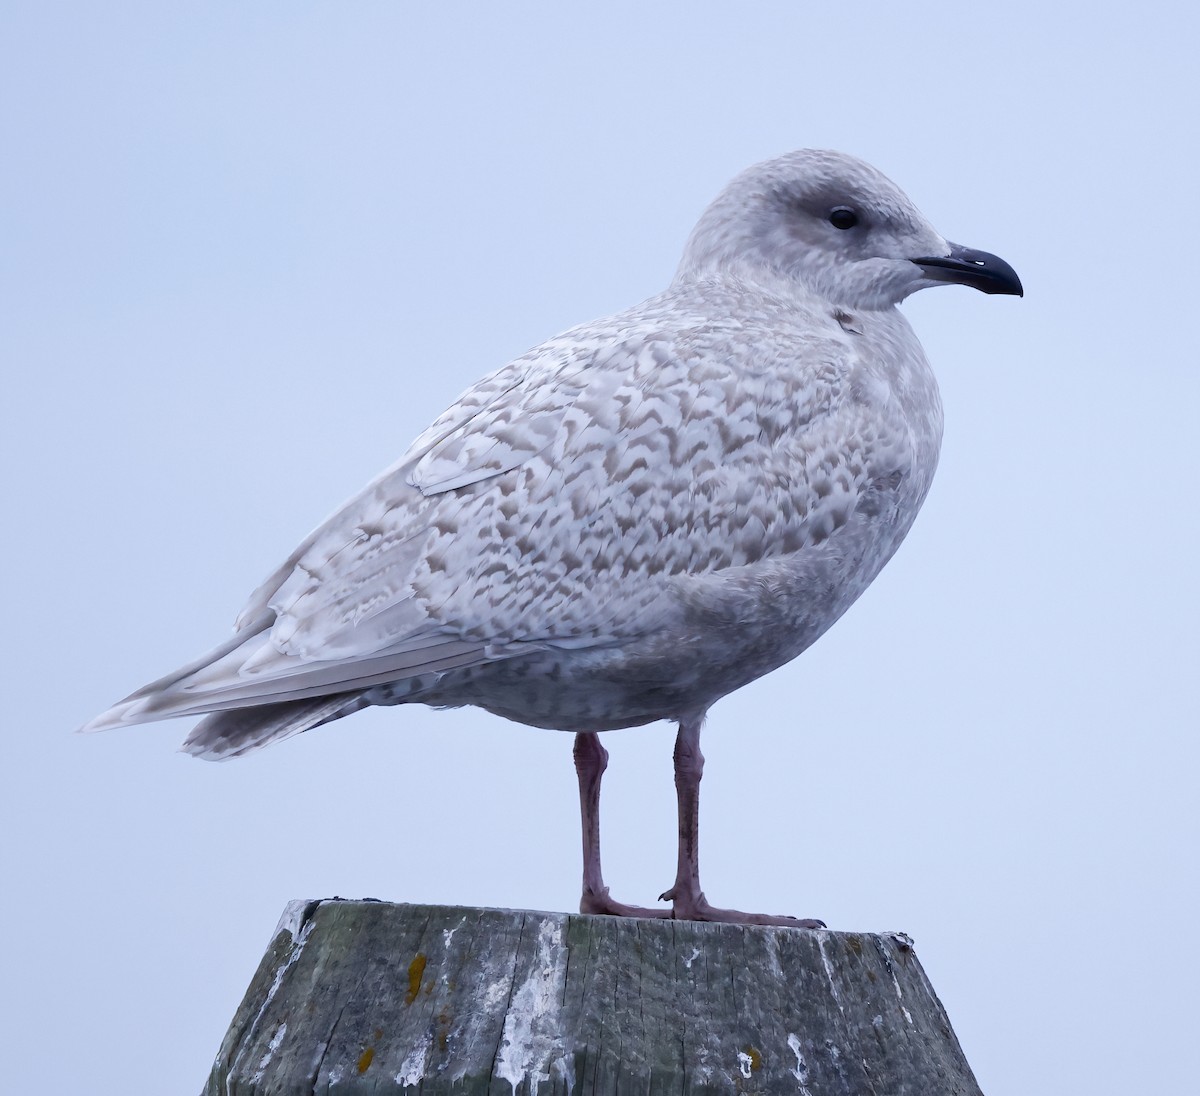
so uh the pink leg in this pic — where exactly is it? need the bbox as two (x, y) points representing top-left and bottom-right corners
(573, 732), (671, 918)
(658, 717), (824, 929)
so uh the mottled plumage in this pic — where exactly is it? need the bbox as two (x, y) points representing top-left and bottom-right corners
(86, 150), (1021, 924)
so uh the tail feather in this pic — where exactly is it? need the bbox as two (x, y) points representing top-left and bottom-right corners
(81, 627), (489, 732)
(181, 693), (369, 761)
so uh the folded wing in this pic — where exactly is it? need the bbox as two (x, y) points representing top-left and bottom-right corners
(86, 305), (906, 738)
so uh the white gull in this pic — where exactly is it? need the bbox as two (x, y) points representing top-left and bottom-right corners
(85, 149), (1021, 925)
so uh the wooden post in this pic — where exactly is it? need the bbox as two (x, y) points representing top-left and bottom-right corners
(204, 900), (983, 1095)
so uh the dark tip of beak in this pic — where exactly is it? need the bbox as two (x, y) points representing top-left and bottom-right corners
(914, 243), (1024, 297)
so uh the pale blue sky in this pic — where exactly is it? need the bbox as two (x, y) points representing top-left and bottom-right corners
(3, 3), (1197, 1093)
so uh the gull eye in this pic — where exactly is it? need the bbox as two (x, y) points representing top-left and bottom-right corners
(829, 207), (859, 230)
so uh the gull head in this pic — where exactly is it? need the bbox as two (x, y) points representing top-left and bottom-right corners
(675, 148), (1022, 310)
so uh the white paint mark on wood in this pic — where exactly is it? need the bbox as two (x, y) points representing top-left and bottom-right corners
(884, 950), (914, 1025)
(765, 932), (784, 977)
(787, 1034), (813, 1095)
(271, 899), (310, 944)
(684, 946), (701, 969)
(482, 977), (511, 1012)
(737, 1050), (753, 1078)
(443, 915), (466, 951)
(817, 935), (844, 1014)
(395, 1030), (432, 1087)
(259, 917), (314, 1018)
(551, 1054), (576, 1093)
(226, 911), (316, 1096)
(250, 1022), (287, 1084)
(495, 918), (569, 1095)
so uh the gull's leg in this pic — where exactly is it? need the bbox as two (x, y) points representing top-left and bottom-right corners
(573, 731), (670, 918)
(658, 716), (825, 929)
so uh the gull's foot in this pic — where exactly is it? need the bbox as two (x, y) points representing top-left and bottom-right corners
(658, 886), (825, 929)
(580, 885), (673, 919)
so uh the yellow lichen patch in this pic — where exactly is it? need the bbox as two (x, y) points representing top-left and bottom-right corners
(357, 1046), (375, 1074)
(744, 1045), (762, 1071)
(406, 953), (428, 1005)
(844, 933), (863, 956)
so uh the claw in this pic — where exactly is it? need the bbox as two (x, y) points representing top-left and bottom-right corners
(667, 888), (823, 928)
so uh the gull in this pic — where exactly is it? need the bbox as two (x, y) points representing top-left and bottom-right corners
(85, 150), (1022, 926)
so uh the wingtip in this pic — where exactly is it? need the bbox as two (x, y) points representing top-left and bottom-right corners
(77, 707), (126, 734)
(77, 694), (159, 734)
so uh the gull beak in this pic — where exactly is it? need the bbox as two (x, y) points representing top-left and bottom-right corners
(913, 242), (1024, 297)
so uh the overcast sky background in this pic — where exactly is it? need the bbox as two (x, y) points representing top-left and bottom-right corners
(3, 3), (1197, 1093)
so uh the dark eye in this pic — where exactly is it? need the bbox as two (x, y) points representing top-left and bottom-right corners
(829, 207), (859, 230)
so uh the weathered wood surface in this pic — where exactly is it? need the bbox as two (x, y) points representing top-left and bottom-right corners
(205, 900), (982, 1095)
